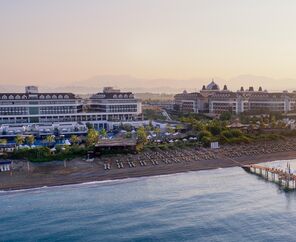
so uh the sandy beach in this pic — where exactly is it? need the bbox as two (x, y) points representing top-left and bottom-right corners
(1, 141), (296, 191)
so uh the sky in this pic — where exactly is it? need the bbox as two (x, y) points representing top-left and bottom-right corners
(1, 0), (296, 91)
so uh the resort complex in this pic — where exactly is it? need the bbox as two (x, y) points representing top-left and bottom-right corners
(174, 81), (296, 114)
(0, 86), (142, 137)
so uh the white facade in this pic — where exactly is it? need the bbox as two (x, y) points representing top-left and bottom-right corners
(0, 86), (142, 131)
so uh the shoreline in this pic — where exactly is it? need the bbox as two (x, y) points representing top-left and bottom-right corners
(1, 150), (296, 192)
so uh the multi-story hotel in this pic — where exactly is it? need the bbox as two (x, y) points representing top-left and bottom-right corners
(174, 81), (221, 113)
(0, 86), (142, 134)
(174, 81), (296, 114)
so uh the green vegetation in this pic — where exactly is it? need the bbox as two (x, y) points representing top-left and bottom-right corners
(175, 112), (292, 147)
(10, 145), (88, 162)
(86, 128), (99, 147)
(136, 126), (147, 151)
(143, 109), (166, 121)
(220, 111), (232, 121)
(100, 128), (107, 138)
(43, 135), (55, 147)
(70, 135), (80, 145)
(0, 138), (7, 145)
(15, 135), (25, 146)
(26, 135), (35, 146)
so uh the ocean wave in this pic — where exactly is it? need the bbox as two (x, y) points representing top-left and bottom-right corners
(0, 167), (236, 194)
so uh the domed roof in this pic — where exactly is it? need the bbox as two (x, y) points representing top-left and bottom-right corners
(206, 80), (220, 90)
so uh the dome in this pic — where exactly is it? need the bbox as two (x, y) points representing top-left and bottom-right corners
(206, 80), (220, 90)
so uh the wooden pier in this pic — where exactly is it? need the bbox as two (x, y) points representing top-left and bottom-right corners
(242, 163), (296, 190)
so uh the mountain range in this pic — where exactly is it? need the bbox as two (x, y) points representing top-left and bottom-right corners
(0, 74), (295, 94)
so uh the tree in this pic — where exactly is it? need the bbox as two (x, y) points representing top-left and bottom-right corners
(137, 127), (147, 144)
(86, 123), (93, 129)
(0, 139), (7, 145)
(220, 111), (232, 121)
(166, 124), (174, 134)
(154, 127), (161, 137)
(15, 135), (25, 146)
(26, 135), (35, 146)
(125, 132), (132, 138)
(44, 135), (55, 146)
(100, 128), (107, 138)
(207, 121), (223, 136)
(122, 124), (132, 132)
(198, 130), (212, 141)
(70, 135), (80, 145)
(175, 124), (183, 132)
(86, 128), (99, 147)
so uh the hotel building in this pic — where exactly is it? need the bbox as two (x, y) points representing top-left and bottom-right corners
(174, 81), (296, 114)
(0, 86), (142, 133)
(174, 81), (220, 113)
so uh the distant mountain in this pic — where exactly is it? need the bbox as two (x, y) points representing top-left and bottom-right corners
(1, 74), (296, 94)
(228, 75), (296, 92)
(59, 74), (214, 94)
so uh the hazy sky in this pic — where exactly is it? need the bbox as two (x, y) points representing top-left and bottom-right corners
(1, 0), (296, 89)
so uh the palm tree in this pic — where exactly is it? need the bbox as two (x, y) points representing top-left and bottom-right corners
(100, 128), (107, 138)
(0, 139), (7, 145)
(70, 135), (80, 145)
(44, 135), (55, 147)
(15, 135), (25, 146)
(26, 135), (35, 146)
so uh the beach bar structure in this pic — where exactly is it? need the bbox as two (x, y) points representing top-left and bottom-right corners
(242, 163), (296, 190)
(95, 138), (137, 155)
(0, 160), (12, 172)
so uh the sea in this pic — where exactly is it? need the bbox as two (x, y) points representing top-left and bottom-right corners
(1, 160), (296, 242)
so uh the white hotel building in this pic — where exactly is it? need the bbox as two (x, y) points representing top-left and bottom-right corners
(209, 88), (296, 114)
(0, 86), (142, 134)
(174, 81), (296, 115)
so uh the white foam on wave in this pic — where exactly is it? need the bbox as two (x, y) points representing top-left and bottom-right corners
(0, 166), (235, 194)
(0, 176), (152, 194)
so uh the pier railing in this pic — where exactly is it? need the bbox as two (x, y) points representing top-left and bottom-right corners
(242, 164), (296, 190)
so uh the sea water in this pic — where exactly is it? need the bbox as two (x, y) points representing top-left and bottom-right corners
(1, 160), (296, 242)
